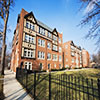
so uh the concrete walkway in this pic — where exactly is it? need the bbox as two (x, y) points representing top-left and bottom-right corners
(4, 70), (33, 100)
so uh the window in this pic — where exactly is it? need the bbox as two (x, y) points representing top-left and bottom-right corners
(32, 37), (34, 43)
(66, 58), (68, 62)
(24, 62), (32, 70)
(24, 49), (34, 58)
(53, 54), (58, 61)
(72, 58), (74, 63)
(65, 45), (68, 49)
(71, 52), (74, 56)
(48, 32), (52, 38)
(25, 34), (28, 42)
(38, 51), (45, 59)
(59, 55), (62, 62)
(26, 21), (35, 31)
(25, 34), (34, 44)
(53, 35), (57, 41)
(38, 39), (41, 45)
(40, 63), (43, 70)
(16, 29), (19, 35)
(54, 64), (56, 68)
(26, 21), (29, 28)
(47, 42), (51, 49)
(30, 24), (34, 31)
(24, 62), (27, 69)
(53, 45), (57, 51)
(80, 60), (82, 64)
(65, 65), (69, 68)
(59, 64), (61, 68)
(59, 47), (62, 52)
(29, 62), (32, 70)
(48, 64), (51, 69)
(38, 39), (45, 47)
(59, 38), (61, 43)
(47, 53), (51, 60)
(71, 46), (74, 51)
(39, 27), (45, 35)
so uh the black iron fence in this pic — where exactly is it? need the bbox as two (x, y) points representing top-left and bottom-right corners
(16, 68), (100, 100)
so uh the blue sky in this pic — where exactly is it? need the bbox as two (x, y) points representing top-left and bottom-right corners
(7, 0), (97, 55)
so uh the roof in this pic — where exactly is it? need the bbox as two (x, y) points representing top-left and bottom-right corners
(37, 20), (53, 32)
(24, 11), (53, 32)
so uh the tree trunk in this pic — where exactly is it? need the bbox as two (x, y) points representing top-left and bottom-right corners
(0, 12), (9, 75)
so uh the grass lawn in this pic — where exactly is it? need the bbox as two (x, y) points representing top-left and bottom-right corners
(55, 68), (100, 80)
(17, 68), (100, 100)
(0, 75), (4, 100)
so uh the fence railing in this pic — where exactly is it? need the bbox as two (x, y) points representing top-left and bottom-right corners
(16, 68), (100, 100)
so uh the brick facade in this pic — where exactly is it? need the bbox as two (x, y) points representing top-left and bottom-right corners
(62, 41), (90, 69)
(10, 9), (90, 72)
(10, 9), (63, 72)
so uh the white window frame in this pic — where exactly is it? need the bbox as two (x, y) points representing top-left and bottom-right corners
(47, 42), (51, 49)
(38, 39), (45, 47)
(71, 52), (75, 56)
(53, 54), (58, 61)
(59, 47), (62, 53)
(53, 45), (57, 51)
(24, 49), (34, 58)
(59, 38), (61, 43)
(59, 55), (62, 62)
(24, 62), (32, 70)
(59, 64), (62, 69)
(25, 34), (34, 44)
(54, 64), (56, 68)
(38, 51), (45, 59)
(39, 27), (45, 36)
(72, 58), (74, 63)
(65, 65), (69, 68)
(48, 32), (52, 38)
(26, 21), (35, 31)
(66, 58), (68, 62)
(53, 35), (57, 41)
(47, 53), (51, 60)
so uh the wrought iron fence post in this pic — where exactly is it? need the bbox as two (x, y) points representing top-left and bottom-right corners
(34, 71), (36, 100)
(25, 69), (28, 89)
(16, 68), (18, 79)
(49, 72), (51, 100)
(98, 79), (100, 100)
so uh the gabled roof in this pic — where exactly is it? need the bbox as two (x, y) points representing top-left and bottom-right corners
(52, 28), (58, 36)
(37, 20), (53, 32)
(24, 11), (53, 32)
(24, 11), (37, 23)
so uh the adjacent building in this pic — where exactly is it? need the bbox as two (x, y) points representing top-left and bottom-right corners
(82, 49), (90, 67)
(63, 41), (83, 69)
(10, 9), (63, 72)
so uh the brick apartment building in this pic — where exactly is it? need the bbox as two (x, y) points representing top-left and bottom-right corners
(10, 9), (63, 72)
(82, 49), (90, 67)
(10, 9), (90, 72)
(62, 41), (89, 68)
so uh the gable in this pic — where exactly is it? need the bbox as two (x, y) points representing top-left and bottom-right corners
(24, 12), (37, 24)
(52, 28), (58, 36)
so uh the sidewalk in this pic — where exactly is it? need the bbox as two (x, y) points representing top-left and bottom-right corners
(4, 70), (33, 100)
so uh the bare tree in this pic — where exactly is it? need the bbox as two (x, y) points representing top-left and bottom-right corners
(0, 0), (14, 75)
(92, 50), (100, 64)
(79, 0), (100, 49)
